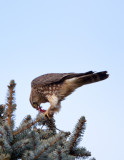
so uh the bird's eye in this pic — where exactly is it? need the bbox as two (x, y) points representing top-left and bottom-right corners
(33, 102), (37, 105)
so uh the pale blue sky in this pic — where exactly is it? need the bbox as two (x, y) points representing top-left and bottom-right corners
(0, 1), (124, 160)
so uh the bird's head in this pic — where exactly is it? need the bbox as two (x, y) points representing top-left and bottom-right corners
(30, 88), (40, 110)
(30, 88), (46, 113)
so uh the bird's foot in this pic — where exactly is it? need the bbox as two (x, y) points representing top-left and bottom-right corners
(44, 110), (50, 118)
(44, 108), (54, 119)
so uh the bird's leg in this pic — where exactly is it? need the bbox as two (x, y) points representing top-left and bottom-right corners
(44, 105), (54, 118)
(44, 95), (60, 118)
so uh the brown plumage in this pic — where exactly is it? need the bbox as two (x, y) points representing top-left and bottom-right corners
(30, 71), (109, 118)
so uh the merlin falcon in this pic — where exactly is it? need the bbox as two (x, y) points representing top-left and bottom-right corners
(30, 71), (109, 118)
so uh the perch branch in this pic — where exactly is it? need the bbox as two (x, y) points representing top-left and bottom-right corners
(13, 116), (44, 136)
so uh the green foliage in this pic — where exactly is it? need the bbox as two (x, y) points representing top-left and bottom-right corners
(0, 81), (95, 160)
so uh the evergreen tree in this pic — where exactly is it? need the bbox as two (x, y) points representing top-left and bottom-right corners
(0, 80), (95, 160)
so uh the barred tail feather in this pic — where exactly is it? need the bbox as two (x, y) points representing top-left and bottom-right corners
(76, 71), (109, 86)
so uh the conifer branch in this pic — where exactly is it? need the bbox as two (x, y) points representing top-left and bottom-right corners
(23, 115), (32, 124)
(37, 129), (53, 140)
(13, 114), (45, 136)
(0, 105), (5, 126)
(19, 115), (32, 128)
(69, 116), (86, 152)
(34, 132), (70, 160)
(70, 147), (91, 158)
(57, 149), (62, 160)
(30, 131), (39, 151)
(45, 117), (56, 134)
(13, 139), (29, 151)
(6, 80), (16, 127)
(0, 104), (5, 116)
(0, 130), (3, 135)
(11, 139), (30, 159)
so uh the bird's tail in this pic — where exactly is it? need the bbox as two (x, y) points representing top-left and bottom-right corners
(59, 71), (109, 99)
(75, 71), (109, 87)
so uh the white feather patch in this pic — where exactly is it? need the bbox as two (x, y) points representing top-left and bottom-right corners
(47, 94), (60, 108)
(65, 77), (76, 83)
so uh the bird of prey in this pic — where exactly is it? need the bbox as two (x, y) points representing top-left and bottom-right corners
(30, 71), (109, 118)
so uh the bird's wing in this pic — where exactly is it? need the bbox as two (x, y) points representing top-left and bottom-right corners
(31, 71), (94, 88)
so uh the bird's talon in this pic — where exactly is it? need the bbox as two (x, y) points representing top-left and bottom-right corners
(44, 111), (50, 119)
(44, 109), (54, 119)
